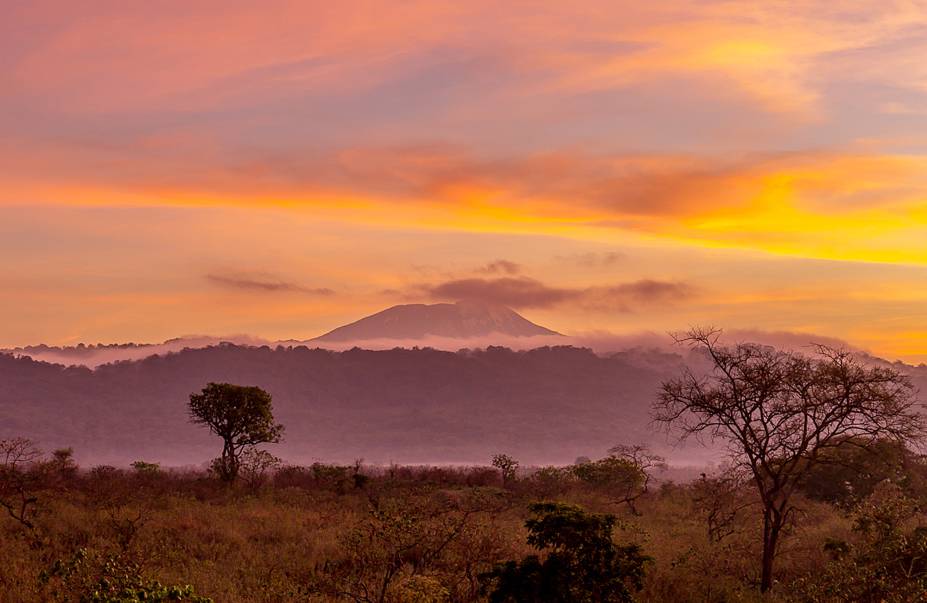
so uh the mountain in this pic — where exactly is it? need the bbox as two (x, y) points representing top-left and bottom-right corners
(313, 300), (561, 342)
(0, 302), (560, 368)
(2, 303), (562, 368)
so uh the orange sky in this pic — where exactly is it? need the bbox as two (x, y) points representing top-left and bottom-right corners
(2, 1), (927, 362)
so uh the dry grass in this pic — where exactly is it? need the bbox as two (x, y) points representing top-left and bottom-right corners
(0, 464), (887, 602)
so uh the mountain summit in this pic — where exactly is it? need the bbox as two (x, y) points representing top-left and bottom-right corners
(313, 300), (561, 341)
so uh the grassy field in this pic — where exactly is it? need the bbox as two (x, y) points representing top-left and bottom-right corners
(4, 452), (923, 603)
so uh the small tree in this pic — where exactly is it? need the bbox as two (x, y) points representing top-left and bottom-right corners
(0, 437), (44, 530)
(238, 448), (281, 492)
(312, 490), (486, 603)
(131, 460), (161, 476)
(50, 447), (78, 481)
(654, 328), (925, 592)
(572, 445), (666, 514)
(481, 502), (648, 602)
(690, 470), (754, 543)
(188, 383), (284, 482)
(491, 454), (519, 488)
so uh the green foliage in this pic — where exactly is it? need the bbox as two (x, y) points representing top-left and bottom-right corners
(304, 460), (369, 493)
(311, 462), (349, 485)
(40, 549), (212, 603)
(130, 461), (160, 476)
(525, 466), (575, 499)
(571, 446), (665, 514)
(794, 482), (927, 602)
(482, 502), (648, 603)
(799, 438), (927, 506)
(188, 383), (284, 482)
(572, 456), (642, 490)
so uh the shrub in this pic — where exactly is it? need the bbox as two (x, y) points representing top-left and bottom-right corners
(40, 549), (212, 603)
(481, 502), (648, 602)
(793, 481), (927, 602)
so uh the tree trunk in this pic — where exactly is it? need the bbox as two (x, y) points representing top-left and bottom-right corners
(221, 439), (239, 482)
(760, 510), (781, 593)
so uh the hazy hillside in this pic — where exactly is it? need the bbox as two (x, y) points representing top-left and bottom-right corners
(4, 343), (924, 469)
(0, 344), (712, 467)
(4, 336), (269, 368)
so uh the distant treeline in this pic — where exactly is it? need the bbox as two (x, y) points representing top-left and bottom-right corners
(0, 345), (695, 466)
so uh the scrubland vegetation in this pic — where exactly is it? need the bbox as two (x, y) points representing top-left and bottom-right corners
(4, 333), (927, 601)
(3, 442), (927, 602)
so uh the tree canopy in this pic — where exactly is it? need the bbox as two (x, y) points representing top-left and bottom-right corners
(188, 383), (283, 482)
(482, 502), (648, 602)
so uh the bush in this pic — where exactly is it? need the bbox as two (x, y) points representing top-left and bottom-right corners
(481, 502), (648, 602)
(793, 482), (927, 602)
(40, 549), (212, 602)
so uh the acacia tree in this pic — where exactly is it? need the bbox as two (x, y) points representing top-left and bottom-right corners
(188, 383), (284, 482)
(654, 328), (925, 593)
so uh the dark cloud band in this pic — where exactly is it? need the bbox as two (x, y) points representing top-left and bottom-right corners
(206, 274), (334, 295)
(414, 276), (693, 311)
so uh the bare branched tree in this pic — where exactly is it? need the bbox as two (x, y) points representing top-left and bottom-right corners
(607, 444), (667, 514)
(239, 448), (282, 493)
(0, 437), (44, 530)
(691, 469), (755, 543)
(314, 489), (494, 603)
(653, 327), (925, 593)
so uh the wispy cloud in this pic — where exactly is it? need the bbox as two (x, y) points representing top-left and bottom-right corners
(476, 259), (522, 275)
(411, 276), (694, 311)
(585, 280), (694, 310)
(557, 251), (626, 267)
(206, 273), (334, 295)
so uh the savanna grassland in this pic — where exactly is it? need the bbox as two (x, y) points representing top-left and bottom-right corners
(2, 444), (927, 603)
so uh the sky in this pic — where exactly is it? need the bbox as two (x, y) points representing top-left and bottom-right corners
(2, 1), (927, 363)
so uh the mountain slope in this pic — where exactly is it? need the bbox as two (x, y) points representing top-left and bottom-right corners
(314, 300), (561, 341)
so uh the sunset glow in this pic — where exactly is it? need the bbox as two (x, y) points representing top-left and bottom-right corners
(4, 1), (927, 362)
